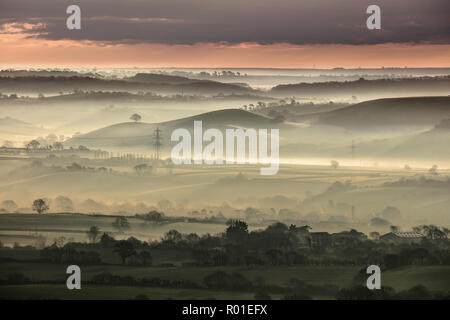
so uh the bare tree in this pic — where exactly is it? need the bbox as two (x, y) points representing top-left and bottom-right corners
(32, 199), (49, 214)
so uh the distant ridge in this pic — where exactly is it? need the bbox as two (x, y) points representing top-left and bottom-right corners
(270, 77), (450, 98)
(307, 96), (450, 129)
(0, 74), (256, 96)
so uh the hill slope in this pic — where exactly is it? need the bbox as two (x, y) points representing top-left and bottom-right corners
(270, 77), (450, 99)
(66, 109), (281, 148)
(305, 96), (450, 130)
(0, 74), (256, 96)
(386, 118), (450, 159)
(0, 117), (49, 137)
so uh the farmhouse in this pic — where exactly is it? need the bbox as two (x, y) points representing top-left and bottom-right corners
(380, 232), (424, 244)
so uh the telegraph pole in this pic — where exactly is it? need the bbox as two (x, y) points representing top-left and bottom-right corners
(153, 127), (162, 160)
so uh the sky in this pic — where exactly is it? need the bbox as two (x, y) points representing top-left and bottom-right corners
(1, 0), (449, 68)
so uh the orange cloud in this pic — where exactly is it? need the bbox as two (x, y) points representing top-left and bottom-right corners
(1, 30), (449, 68)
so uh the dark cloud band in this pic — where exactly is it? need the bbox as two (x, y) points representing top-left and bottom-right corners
(1, 0), (449, 45)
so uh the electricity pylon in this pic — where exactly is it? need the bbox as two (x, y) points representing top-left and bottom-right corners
(153, 127), (163, 160)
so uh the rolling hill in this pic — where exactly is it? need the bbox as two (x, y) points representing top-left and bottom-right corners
(66, 109), (282, 148)
(270, 77), (450, 99)
(302, 96), (450, 130)
(0, 74), (256, 96)
(386, 118), (450, 159)
(0, 117), (49, 137)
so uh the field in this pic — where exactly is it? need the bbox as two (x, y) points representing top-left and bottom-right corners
(0, 284), (259, 300)
(1, 257), (448, 299)
(2, 107), (450, 300)
(1, 160), (450, 244)
(0, 213), (230, 247)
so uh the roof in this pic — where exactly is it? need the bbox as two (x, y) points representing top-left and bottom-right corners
(384, 232), (424, 238)
(394, 232), (424, 238)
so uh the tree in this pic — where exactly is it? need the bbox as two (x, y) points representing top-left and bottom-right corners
(54, 195), (74, 212)
(158, 199), (172, 211)
(114, 240), (136, 265)
(53, 142), (64, 150)
(442, 227), (450, 239)
(112, 216), (130, 233)
(1, 140), (14, 148)
(226, 220), (248, 242)
(428, 165), (438, 175)
(163, 229), (182, 243)
(138, 251), (152, 265)
(143, 210), (164, 221)
(370, 217), (390, 227)
(26, 140), (40, 150)
(67, 162), (83, 171)
(422, 225), (446, 240)
(1, 200), (18, 212)
(331, 160), (339, 169)
(390, 225), (400, 233)
(130, 113), (142, 123)
(134, 163), (152, 175)
(32, 199), (49, 214)
(87, 226), (100, 243)
(382, 206), (401, 222)
(100, 233), (116, 247)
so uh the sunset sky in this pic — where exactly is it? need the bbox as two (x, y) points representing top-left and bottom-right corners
(1, 0), (449, 68)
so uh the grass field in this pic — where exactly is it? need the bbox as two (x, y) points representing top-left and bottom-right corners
(1, 162), (449, 299)
(0, 284), (262, 300)
(0, 261), (360, 286)
(1, 257), (449, 299)
(0, 213), (230, 246)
